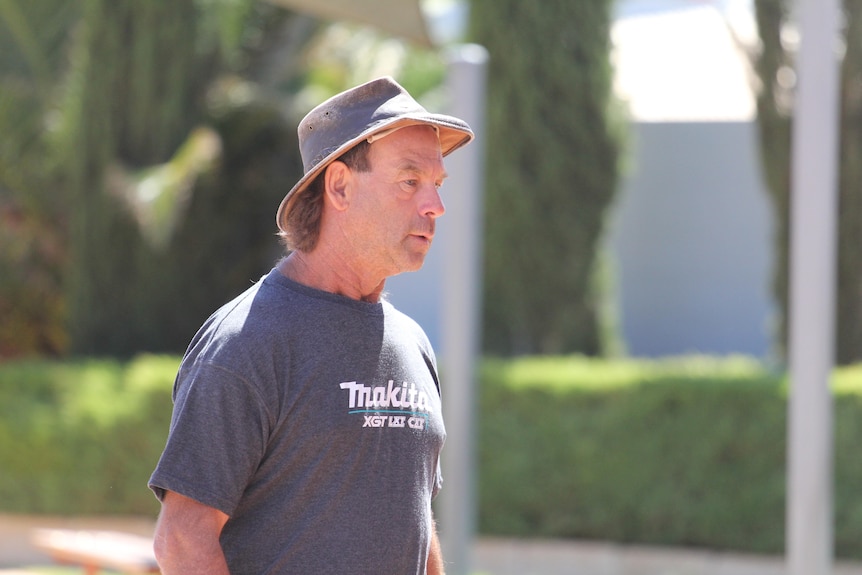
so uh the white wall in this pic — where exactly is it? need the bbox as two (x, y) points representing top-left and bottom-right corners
(607, 121), (775, 357)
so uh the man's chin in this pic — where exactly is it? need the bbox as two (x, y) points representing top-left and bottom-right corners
(400, 252), (428, 274)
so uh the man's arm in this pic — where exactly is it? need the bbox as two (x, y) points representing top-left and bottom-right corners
(426, 516), (446, 575)
(153, 490), (231, 575)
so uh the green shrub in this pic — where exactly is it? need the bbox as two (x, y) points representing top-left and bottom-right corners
(478, 356), (785, 552)
(478, 356), (862, 558)
(0, 355), (177, 516)
(5, 355), (862, 559)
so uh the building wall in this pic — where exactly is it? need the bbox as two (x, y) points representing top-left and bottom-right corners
(607, 120), (775, 357)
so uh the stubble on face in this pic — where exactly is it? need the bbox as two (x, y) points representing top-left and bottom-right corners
(346, 126), (447, 278)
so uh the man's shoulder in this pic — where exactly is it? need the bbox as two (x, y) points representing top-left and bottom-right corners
(209, 268), (309, 326)
(381, 300), (435, 353)
(382, 300), (426, 333)
(183, 271), (295, 358)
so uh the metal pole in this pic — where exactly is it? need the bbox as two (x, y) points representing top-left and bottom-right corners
(786, 0), (840, 573)
(438, 43), (488, 575)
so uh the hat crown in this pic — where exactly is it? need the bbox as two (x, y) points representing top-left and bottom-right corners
(298, 77), (416, 173)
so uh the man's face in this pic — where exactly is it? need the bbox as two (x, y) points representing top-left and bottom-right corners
(345, 125), (447, 277)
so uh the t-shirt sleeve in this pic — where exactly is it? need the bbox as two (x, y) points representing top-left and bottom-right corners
(148, 361), (272, 516)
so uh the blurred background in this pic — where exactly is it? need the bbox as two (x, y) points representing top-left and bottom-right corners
(3, 0), (862, 573)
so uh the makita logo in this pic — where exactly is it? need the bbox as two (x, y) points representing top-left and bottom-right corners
(339, 380), (432, 413)
(339, 380), (433, 430)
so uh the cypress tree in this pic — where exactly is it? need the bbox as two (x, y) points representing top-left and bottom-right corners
(837, 0), (862, 364)
(753, 0), (862, 364)
(57, 0), (303, 355)
(59, 0), (205, 354)
(469, 0), (622, 355)
(752, 0), (792, 361)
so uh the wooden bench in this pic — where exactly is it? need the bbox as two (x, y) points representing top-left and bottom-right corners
(31, 528), (159, 575)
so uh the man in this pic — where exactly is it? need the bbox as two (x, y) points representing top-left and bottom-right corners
(148, 76), (473, 574)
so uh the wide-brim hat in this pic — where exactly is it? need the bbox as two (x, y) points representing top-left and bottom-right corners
(276, 76), (474, 233)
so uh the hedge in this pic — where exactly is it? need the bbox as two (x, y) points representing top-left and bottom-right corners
(479, 357), (785, 553)
(479, 356), (862, 558)
(4, 355), (862, 558)
(0, 355), (176, 516)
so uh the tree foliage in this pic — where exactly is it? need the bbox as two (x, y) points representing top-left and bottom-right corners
(58, 0), (310, 356)
(2, 0), (463, 359)
(468, 0), (623, 356)
(0, 0), (78, 358)
(1, 0), (314, 357)
(753, 0), (862, 364)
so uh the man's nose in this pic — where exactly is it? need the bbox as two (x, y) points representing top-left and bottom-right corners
(422, 186), (446, 219)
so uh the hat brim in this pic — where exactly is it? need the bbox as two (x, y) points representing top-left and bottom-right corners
(276, 114), (473, 235)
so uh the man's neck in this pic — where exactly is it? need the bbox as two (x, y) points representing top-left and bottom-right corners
(277, 251), (385, 303)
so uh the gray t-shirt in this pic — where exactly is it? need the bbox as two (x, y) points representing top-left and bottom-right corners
(149, 268), (446, 574)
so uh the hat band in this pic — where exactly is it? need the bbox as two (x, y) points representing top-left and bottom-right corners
(366, 124), (439, 144)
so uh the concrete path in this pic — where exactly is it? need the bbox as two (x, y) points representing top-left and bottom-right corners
(473, 537), (862, 575)
(0, 515), (155, 569)
(3, 514), (862, 574)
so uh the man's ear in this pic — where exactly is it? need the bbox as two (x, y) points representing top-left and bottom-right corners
(324, 161), (352, 211)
